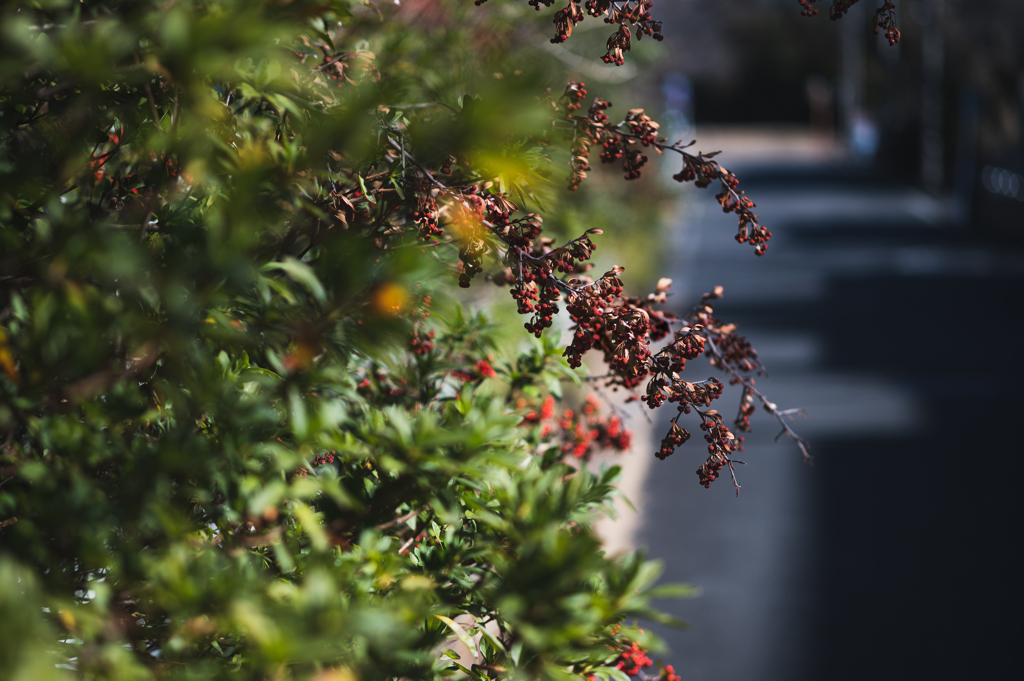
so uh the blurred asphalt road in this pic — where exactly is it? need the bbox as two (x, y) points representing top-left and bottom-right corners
(636, 140), (1024, 681)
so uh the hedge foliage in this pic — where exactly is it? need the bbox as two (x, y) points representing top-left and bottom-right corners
(0, 2), (692, 679)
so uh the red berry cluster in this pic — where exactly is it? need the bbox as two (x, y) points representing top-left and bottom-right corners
(712, 329), (761, 374)
(522, 394), (632, 461)
(623, 108), (660, 147)
(560, 269), (677, 393)
(644, 372), (725, 462)
(449, 186), (519, 288)
(452, 358), (497, 382)
(665, 377), (725, 410)
(661, 665), (681, 681)
(734, 387), (756, 433)
(450, 369), (474, 381)
(798, 0), (822, 16)
(603, 23), (631, 66)
(587, 96), (611, 126)
(598, 137), (620, 164)
(829, 0), (859, 17)
(521, 395), (558, 424)
(521, 278), (563, 338)
(800, 0), (901, 45)
(323, 78), (802, 492)
(501, 222), (602, 339)
(657, 419), (691, 460)
(638, 284), (778, 484)
(599, 1), (664, 65)
(475, 359), (497, 378)
(659, 325), (706, 376)
(614, 642), (653, 675)
(551, 1), (585, 44)
(565, 91), (660, 185)
(312, 451), (337, 467)
(294, 450), (338, 478)
(357, 368), (407, 401)
(319, 50), (381, 88)
(576, 394), (632, 454)
(606, 307), (654, 384)
(557, 83), (771, 255)
(479, 1), (663, 66)
(408, 329), (435, 355)
(412, 194), (442, 240)
(696, 411), (741, 488)
(675, 154), (771, 255)
(871, 2), (901, 45)
(562, 81), (588, 113)
(562, 273), (619, 368)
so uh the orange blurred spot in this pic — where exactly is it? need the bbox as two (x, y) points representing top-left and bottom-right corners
(0, 330), (18, 383)
(283, 341), (318, 371)
(371, 282), (408, 316)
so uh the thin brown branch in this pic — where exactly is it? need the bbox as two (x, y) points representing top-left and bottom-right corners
(374, 505), (429, 531)
(702, 335), (811, 463)
(386, 136), (448, 192)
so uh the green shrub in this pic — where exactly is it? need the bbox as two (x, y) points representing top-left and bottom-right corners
(0, 1), (829, 679)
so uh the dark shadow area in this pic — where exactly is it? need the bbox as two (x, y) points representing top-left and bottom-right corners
(641, 165), (1023, 681)
(735, 163), (893, 189)
(757, 273), (1023, 680)
(645, 2), (1024, 677)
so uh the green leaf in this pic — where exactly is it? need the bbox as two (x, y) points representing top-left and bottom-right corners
(357, 174), (377, 205)
(590, 667), (632, 681)
(390, 176), (405, 200)
(544, 374), (563, 399)
(435, 615), (478, 659)
(293, 502), (330, 553)
(476, 622), (506, 657)
(647, 583), (700, 599)
(262, 258), (326, 304)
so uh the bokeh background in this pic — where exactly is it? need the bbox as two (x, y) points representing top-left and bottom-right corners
(3, 1), (1019, 678)
(613, 2), (1024, 680)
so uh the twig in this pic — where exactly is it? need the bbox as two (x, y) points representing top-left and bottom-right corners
(390, 101), (460, 113)
(386, 136), (448, 192)
(398, 531), (424, 555)
(703, 335), (811, 463)
(588, 379), (630, 421)
(134, 52), (163, 126)
(599, 124), (753, 213)
(374, 505), (429, 531)
(726, 459), (742, 497)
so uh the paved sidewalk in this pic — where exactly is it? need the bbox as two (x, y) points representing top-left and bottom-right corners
(630, 133), (1024, 681)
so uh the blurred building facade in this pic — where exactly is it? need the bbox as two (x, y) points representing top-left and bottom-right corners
(658, 0), (1024, 239)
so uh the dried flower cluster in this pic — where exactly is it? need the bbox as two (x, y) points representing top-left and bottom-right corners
(409, 328), (436, 355)
(799, 0), (902, 44)
(311, 66), (804, 491)
(631, 285), (810, 493)
(560, 82), (771, 254)
(476, 0), (663, 65)
(309, 47), (381, 86)
(871, 2), (902, 45)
